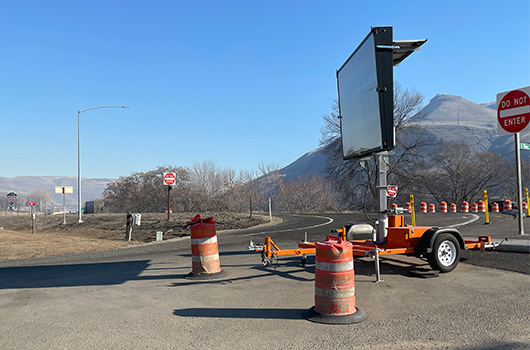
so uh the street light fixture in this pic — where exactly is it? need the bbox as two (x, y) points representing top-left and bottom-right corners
(78, 105), (129, 223)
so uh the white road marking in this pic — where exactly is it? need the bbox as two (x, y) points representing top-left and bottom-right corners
(447, 214), (480, 228)
(245, 214), (334, 236)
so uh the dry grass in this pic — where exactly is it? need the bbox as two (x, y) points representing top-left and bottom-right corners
(0, 211), (271, 261)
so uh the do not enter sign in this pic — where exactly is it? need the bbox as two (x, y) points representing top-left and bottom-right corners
(497, 87), (530, 134)
(163, 172), (176, 186)
(386, 186), (398, 198)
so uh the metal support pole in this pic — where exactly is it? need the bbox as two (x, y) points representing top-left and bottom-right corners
(376, 153), (388, 244)
(374, 152), (389, 282)
(268, 197), (272, 221)
(63, 189), (66, 225)
(167, 185), (171, 221)
(515, 133), (525, 235)
(77, 110), (82, 223)
(249, 194), (252, 218)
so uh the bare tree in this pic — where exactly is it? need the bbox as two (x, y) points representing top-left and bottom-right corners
(411, 142), (508, 204)
(320, 83), (427, 210)
(280, 176), (338, 213)
(29, 190), (52, 212)
(103, 165), (190, 213)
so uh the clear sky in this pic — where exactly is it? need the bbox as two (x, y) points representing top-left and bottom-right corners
(1, 0), (529, 178)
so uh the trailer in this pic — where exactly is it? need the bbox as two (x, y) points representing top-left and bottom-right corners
(249, 214), (500, 273)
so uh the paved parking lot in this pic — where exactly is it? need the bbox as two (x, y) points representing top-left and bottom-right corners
(1, 214), (529, 350)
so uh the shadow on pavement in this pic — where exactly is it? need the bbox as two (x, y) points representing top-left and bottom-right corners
(173, 307), (304, 320)
(0, 260), (152, 289)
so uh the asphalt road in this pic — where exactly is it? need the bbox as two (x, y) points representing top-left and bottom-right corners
(0, 212), (529, 349)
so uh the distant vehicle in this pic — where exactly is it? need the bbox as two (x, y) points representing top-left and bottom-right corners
(159, 208), (172, 213)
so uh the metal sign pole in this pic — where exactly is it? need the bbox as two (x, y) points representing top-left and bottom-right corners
(515, 133), (525, 235)
(63, 187), (67, 224)
(374, 152), (389, 282)
(167, 185), (171, 221)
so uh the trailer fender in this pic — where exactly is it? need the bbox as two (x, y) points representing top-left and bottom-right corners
(414, 227), (466, 257)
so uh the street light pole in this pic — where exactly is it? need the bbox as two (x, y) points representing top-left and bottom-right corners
(78, 105), (129, 223)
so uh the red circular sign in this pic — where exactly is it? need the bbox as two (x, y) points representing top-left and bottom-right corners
(497, 89), (530, 133)
(386, 186), (398, 198)
(28, 201), (36, 206)
(163, 172), (176, 185)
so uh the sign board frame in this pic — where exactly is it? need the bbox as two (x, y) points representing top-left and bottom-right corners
(163, 172), (176, 186)
(55, 186), (74, 194)
(496, 86), (530, 135)
(386, 186), (398, 198)
(337, 26), (394, 160)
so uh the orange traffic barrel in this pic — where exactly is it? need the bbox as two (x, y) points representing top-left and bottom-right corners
(391, 203), (398, 209)
(523, 202), (528, 210)
(477, 200), (486, 213)
(461, 201), (469, 213)
(420, 202), (427, 213)
(405, 202), (412, 213)
(450, 203), (457, 213)
(492, 202), (499, 212)
(186, 214), (223, 278)
(503, 200), (512, 211)
(429, 203), (436, 213)
(439, 201), (448, 213)
(471, 203), (478, 212)
(302, 235), (367, 324)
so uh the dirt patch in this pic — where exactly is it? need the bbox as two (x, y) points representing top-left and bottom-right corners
(0, 212), (272, 261)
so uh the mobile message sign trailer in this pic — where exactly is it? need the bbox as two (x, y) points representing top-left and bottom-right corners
(250, 27), (500, 278)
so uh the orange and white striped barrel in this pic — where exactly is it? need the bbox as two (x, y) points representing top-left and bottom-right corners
(314, 236), (356, 316)
(477, 200), (486, 213)
(523, 202), (528, 210)
(439, 201), (448, 213)
(461, 201), (469, 213)
(420, 202), (427, 213)
(471, 203), (478, 212)
(429, 203), (436, 213)
(303, 235), (366, 324)
(391, 203), (398, 210)
(187, 214), (222, 275)
(405, 202), (412, 213)
(492, 202), (499, 212)
(450, 203), (457, 213)
(503, 200), (512, 211)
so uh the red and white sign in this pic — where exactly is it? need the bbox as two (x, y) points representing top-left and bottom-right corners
(163, 172), (176, 186)
(386, 186), (398, 198)
(497, 87), (530, 134)
(28, 201), (36, 206)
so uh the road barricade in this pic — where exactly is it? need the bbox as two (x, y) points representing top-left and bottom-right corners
(186, 214), (223, 278)
(302, 235), (366, 324)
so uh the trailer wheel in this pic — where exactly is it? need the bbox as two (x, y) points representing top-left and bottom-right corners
(427, 233), (460, 273)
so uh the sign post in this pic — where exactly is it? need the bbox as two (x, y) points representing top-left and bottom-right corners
(28, 201), (36, 234)
(497, 86), (530, 235)
(55, 186), (73, 224)
(163, 173), (176, 220)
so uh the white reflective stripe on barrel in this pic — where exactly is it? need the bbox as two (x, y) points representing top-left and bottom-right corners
(315, 287), (356, 298)
(190, 236), (218, 245)
(315, 260), (354, 272)
(191, 253), (220, 262)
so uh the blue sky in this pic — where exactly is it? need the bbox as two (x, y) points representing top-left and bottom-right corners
(1, 0), (529, 178)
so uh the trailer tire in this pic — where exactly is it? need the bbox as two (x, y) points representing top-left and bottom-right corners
(427, 233), (460, 273)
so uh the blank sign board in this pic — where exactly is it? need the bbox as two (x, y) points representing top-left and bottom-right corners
(55, 186), (74, 194)
(337, 27), (394, 160)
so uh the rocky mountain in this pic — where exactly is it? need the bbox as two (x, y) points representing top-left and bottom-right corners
(280, 94), (530, 180)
